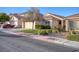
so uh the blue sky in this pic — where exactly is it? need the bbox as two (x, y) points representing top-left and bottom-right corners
(0, 7), (79, 16)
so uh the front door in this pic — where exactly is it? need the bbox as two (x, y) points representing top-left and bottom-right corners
(58, 20), (64, 31)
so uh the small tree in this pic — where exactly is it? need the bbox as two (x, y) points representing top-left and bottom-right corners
(0, 13), (10, 23)
(25, 7), (43, 29)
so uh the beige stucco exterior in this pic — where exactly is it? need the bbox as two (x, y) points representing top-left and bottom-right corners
(44, 13), (65, 30)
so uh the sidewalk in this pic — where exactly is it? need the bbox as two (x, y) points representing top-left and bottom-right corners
(1, 28), (79, 49)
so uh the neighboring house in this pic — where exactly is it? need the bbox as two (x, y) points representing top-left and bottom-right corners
(44, 13), (65, 30)
(66, 13), (79, 31)
(9, 14), (23, 28)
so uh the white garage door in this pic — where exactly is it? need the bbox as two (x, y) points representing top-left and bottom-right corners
(25, 22), (33, 29)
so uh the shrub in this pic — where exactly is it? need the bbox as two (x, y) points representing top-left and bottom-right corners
(69, 30), (77, 34)
(67, 34), (79, 42)
(52, 27), (60, 33)
(52, 29), (59, 33)
(21, 29), (51, 35)
(45, 29), (52, 34)
(21, 29), (34, 33)
(37, 30), (48, 35)
(35, 25), (42, 29)
(20, 28), (62, 35)
(33, 29), (39, 34)
(35, 24), (51, 29)
(20, 29), (60, 35)
(44, 25), (51, 29)
(71, 31), (76, 34)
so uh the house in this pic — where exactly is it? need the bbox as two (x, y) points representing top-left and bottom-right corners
(44, 13), (65, 30)
(9, 14), (24, 28)
(65, 13), (79, 31)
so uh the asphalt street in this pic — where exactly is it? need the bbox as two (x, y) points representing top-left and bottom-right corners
(0, 31), (79, 52)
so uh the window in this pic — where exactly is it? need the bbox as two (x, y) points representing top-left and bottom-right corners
(69, 21), (76, 30)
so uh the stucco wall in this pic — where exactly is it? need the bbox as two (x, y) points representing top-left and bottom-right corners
(48, 20), (59, 29)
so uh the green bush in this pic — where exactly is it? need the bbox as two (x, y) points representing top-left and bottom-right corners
(67, 34), (79, 42)
(44, 25), (51, 29)
(35, 24), (51, 29)
(52, 29), (59, 33)
(69, 30), (77, 35)
(20, 28), (61, 35)
(34, 29), (49, 35)
(72, 31), (77, 34)
(52, 27), (59, 33)
(35, 25), (42, 29)
(45, 29), (52, 34)
(22, 29), (34, 33)
(21, 29), (52, 35)
(37, 30), (48, 35)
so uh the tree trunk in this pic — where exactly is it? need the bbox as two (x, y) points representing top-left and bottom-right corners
(32, 21), (35, 29)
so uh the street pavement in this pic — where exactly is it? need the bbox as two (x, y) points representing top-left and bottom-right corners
(0, 31), (79, 52)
